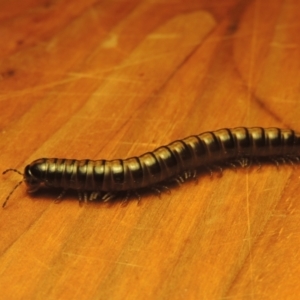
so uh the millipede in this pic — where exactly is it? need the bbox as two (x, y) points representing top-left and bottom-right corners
(2, 127), (300, 207)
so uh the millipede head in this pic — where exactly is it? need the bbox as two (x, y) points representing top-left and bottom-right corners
(2, 169), (24, 208)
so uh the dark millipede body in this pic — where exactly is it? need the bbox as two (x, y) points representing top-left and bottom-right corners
(3, 127), (300, 207)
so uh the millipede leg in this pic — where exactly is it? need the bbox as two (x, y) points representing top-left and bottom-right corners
(121, 190), (131, 206)
(192, 170), (198, 184)
(77, 191), (85, 206)
(183, 171), (190, 180)
(102, 192), (116, 202)
(125, 190), (131, 201)
(133, 190), (141, 203)
(205, 165), (223, 177)
(151, 187), (162, 198)
(89, 192), (100, 201)
(192, 169), (197, 179)
(225, 161), (238, 171)
(56, 189), (67, 201)
(287, 155), (300, 163)
(153, 184), (172, 195)
(134, 191), (141, 204)
(83, 193), (89, 203)
(160, 184), (172, 194)
(173, 175), (185, 185)
(285, 155), (299, 168)
(238, 157), (251, 168)
(56, 189), (67, 202)
(270, 157), (280, 169)
(253, 158), (262, 171)
(121, 190), (142, 206)
(183, 169), (196, 180)
(205, 166), (213, 177)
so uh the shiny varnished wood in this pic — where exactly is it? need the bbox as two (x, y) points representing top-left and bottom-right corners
(1, 0), (300, 299)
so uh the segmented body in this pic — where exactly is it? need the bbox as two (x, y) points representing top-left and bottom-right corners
(25, 127), (300, 191)
(3, 127), (300, 206)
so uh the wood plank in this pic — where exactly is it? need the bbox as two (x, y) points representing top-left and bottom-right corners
(1, 0), (300, 299)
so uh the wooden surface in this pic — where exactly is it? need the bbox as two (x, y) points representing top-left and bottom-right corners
(1, 0), (300, 299)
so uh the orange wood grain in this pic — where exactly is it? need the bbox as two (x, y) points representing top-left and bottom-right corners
(1, 0), (300, 299)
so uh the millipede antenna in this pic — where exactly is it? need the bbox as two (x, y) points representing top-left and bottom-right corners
(2, 169), (24, 208)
